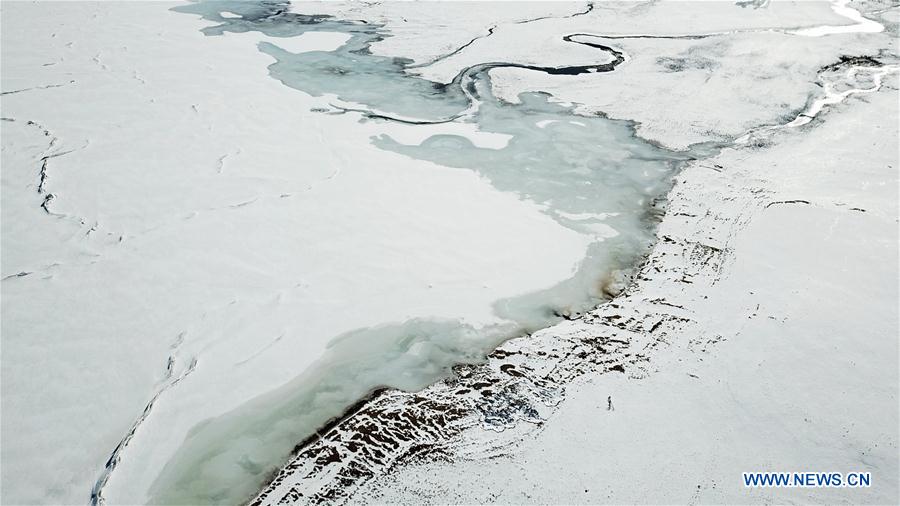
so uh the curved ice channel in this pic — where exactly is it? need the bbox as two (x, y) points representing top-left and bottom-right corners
(116, 2), (710, 504)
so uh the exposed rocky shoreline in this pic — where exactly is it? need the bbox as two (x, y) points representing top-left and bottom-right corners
(253, 2), (899, 503)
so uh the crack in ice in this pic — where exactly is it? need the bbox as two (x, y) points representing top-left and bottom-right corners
(90, 342), (198, 506)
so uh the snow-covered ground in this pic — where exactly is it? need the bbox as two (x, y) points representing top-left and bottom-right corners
(2, 1), (897, 505)
(1, 3), (592, 503)
(346, 76), (900, 506)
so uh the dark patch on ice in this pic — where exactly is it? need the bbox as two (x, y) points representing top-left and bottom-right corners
(820, 55), (883, 73)
(765, 199), (811, 208)
(2, 271), (32, 280)
(735, 0), (770, 9)
(656, 55), (719, 73)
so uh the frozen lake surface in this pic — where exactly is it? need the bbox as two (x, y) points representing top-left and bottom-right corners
(6, 1), (893, 505)
(2, 2), (700, 504)
(146, 3), (705, 504)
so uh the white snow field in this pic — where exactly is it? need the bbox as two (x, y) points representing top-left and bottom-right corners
(0, 2), (592, 504)
(1, 1), (897, 505)
(3, 1), (672, 504)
